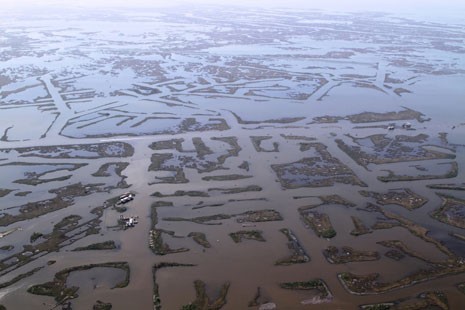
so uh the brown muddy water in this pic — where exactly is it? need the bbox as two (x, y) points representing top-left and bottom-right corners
(1, 4), (465, 310)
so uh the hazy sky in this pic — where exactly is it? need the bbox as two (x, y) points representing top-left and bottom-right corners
(2, 0), (464, 9)
(3, 0), (465, 22)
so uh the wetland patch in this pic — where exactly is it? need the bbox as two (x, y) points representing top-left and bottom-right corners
(272, 143), (366, 189)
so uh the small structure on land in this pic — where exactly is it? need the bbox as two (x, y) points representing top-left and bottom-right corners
(402, 122), (412, 129)
(119, 215), (139, 228)
(118, 192), (135, 204)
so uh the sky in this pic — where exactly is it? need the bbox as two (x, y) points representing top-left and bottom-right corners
(2, 0), (464, 10)
(2, 0), (465, 22)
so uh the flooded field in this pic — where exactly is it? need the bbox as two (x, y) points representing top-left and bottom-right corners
(1, 3), (465, 310)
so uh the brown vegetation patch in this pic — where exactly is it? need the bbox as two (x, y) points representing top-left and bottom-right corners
(299, 209), (336, 239)
(229, 230), (265, 243)
(371, 221), (400, 230)
(336, 134), (455, 168)
(323, 246), (379, 263)
(163, 209), (282, 226)
(208, 185), (262, 195)
(150, 138), (186, 152)
(0, 266), (44, 289)
(350, 216), (372, 236)
(152, 190), (209, 198)
(0, 182), (103, 227)
(149, 136), (241, 176)
(339, 261), (465, 295)
(93, 300), (112, 310)
(272, 143), (365, 189)
(378, 162), (458, 182)
(92, 162), (129, 178)
(72, 241), (117, 251)
(1, 209), (104, 276)
(250, 136), (279, 152)
(1, 142), (134, 159)
(27, 262), (130, 302)
(360, 189), (428, 210)
(275, 228), (310, 265)
(202, 174), (252, 181)
(236, 210), (283, 223)
(230, 111), (305, 125)
(0, 189), (13, 197)
(377, 240), (433, 263)
(427, 183), (465, 191)
(149, 207), (189, 255)
(153, 263), (195, 310)
(188, 232), (211, 248)
(431, 194), (465, 229)
(312, 108), (427, 124)
(375, 205), (455, 259)
(385, 250), (405, 261)
(247, 287), (271, 308)
(182, 280), (230, 310)
(280, 279), (332, 304)
(193, 137), (214, 158)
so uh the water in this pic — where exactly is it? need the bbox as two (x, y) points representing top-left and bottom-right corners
(1, 4), (465, 310)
